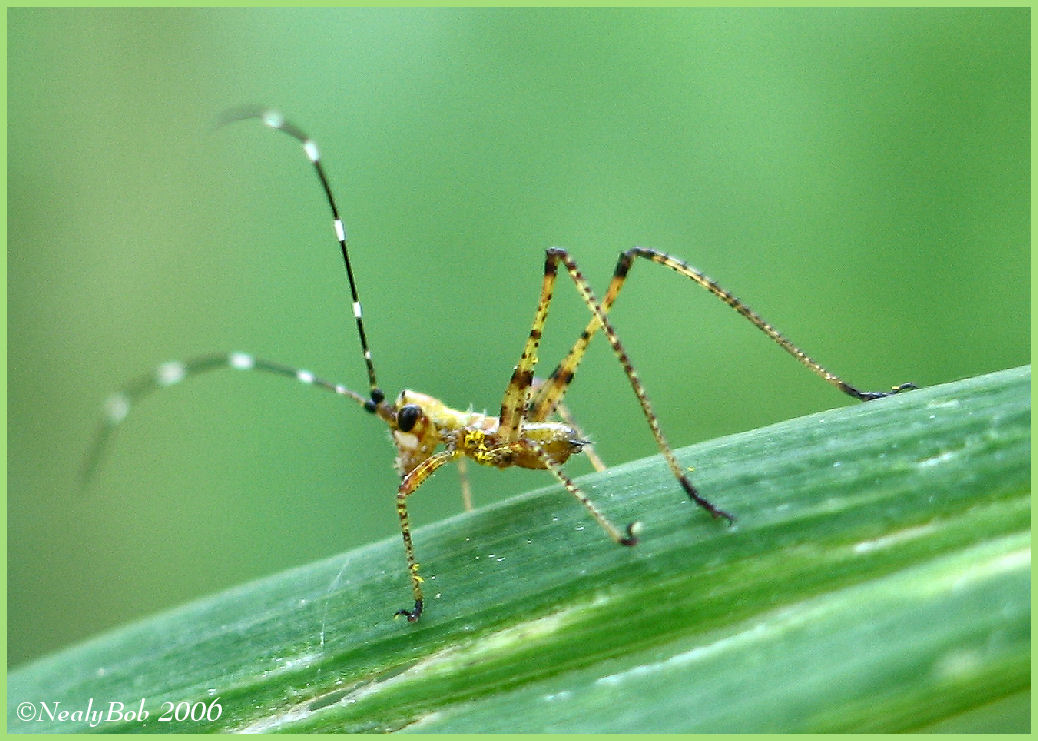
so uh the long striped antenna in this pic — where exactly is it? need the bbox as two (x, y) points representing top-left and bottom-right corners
(82, 352), (370, 482)
(220, 107), (384, 409)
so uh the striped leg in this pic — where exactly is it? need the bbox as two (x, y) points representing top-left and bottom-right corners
(83, 352), (367, 482)
(527, 377), (606, 472)
(522, 439), (639, 546)
(497, 252), (559, 442)
(538, 248), (734, 522)
(527, 256), (625, 423)
(394, 449), (459, 622)
(530, 246), (916, 421)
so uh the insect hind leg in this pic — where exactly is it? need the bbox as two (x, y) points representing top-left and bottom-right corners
(620, 247), (917, 400)
(534, 248), (734, 523)
(530, 247), (914, 422)
(497, 251), (561, 442)
(527, 249), (638, 423)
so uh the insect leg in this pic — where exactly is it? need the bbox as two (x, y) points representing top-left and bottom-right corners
(497, 251), (560, 441)
(552, 400), (606, 472)
(456, 456), (474, 512)
(522, 439), (638, 546)
(538, 248), (734, 522)
(530, 247), (915, 421)
(527, 377), (605, 471)
(394, 449), (459, 622)
(623, 247), (916, 399)
(527, 256), (627, 423)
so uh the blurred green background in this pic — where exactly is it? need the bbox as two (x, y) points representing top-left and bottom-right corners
(7, 8), (1028, 668)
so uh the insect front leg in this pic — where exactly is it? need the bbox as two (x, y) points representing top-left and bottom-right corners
(394, 449), (458, 622)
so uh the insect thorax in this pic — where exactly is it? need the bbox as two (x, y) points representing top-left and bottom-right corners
(389, 389), (585, 475)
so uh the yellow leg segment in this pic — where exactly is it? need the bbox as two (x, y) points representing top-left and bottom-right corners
(395, 449), (458, 622)
(498, 254), (560, 442)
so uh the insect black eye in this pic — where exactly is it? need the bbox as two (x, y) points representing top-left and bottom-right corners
(397, 404), (422, 433)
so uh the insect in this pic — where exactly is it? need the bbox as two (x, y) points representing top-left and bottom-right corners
(86, 108), (916, 623)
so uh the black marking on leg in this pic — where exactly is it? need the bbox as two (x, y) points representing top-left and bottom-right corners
(510, 368), (534, 388)
(839, 380), (917, 401)
(396, 599), (423, 622)
(680, 478), (735, 524)
(613, 253), (633, 278)
(619, 521), (641, 546)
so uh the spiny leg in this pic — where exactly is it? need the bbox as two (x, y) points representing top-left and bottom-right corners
(536, 248), (734, 522)
(530, 246), (914, 421)
(220, 107), (384, 409)
(496, 256), (607, 473)
(623, 248), (916, 398)
(395, 450), (459, 622)
(497, 252), (559, 441)
(523, 439), (638, 546)
(83, 352), (368, 482)
(527, 259), (623, 423)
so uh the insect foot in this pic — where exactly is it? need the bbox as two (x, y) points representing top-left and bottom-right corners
(841, 381), (918, 401)
(864, 382), (918, 400)
(395, 600), (423, 623)
(619, 521), (643, 546)
(679, 478), (736, 524)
